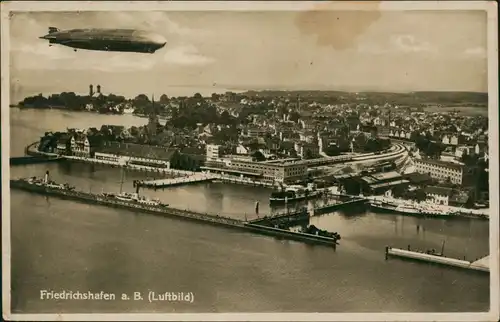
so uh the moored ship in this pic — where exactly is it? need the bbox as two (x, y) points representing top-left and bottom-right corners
(12, 171), (75, 191)
(101, 191), (167, 207)
(270, 183), (323, 204)
(369, 200), (422, 216)
(370, 199), (453, 217)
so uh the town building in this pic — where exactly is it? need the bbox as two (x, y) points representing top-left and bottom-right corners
(424, 186), (452, 205)
(202, 157), (308, 184)
(294, 141), (320, 159)
(206, 144), (220, 162)
(414, 158), (464, 185)
(70, 133), (95, 158)
(55, 133), (72, 155)
(94, 142), (173, 168)
(245, 126), (269, 138)
(359, 171), (410, 197)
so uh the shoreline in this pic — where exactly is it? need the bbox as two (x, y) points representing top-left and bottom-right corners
(21, 141), (489, 221)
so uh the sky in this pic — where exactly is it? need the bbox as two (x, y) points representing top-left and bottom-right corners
(9, 9), (488, 101)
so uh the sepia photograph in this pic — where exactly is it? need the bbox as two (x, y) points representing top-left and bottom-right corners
(2, 1), (498, 321)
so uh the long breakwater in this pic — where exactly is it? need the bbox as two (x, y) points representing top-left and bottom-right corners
(10, 180), (339, 247)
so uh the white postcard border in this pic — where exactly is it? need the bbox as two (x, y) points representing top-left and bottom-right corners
(1, 1), (498, 321)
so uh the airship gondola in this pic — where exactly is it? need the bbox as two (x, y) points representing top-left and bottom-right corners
(39, 27), (167, 53)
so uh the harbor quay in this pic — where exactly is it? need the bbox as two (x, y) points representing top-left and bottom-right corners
(9, 178), (341, 247)
(14, 141), (489, 221)
(8, 84), (491, 313)
(385, 246), (490, 273)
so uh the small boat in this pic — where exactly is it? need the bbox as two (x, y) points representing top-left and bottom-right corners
(369, 200), (422, 216)
(369, 200), (399, 212)
(115, 192), (139, 202)
(394, 204), (422, 215)
(269, 184), (322, 204)
(136, 195), (164, 206)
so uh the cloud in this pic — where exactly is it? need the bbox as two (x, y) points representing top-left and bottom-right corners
(390, 34), (435, 53)
(356, 34), (437, 56)
(11, 40), (214, 72)
(110, 11), (210, 38)
(9, 11), (215, 73)
(162, 45), (215, 66)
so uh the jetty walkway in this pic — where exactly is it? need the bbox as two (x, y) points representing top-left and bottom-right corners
(137, 173), (276, 189)
(385, 246), (490, 273)
(10, 141), (64, 166)
(311, 197), (368, 216)
(137, 172), (219, 188)
(10, 155), (65, 166)
(10, 179), (339, 247)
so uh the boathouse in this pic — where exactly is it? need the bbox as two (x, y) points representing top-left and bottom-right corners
(94, 142), (174, 168)
(360, 171), (410, 196)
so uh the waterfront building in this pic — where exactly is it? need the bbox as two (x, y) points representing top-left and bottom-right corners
(94, 142), (173, 168)
(231, 159), (308, 184)
(206, 144), (220, 162)
(424, 186), (453, 206)
(55, 134), (72, 155)
(70, 133), (99, 158)
(202, 157), (308, 184)
(360, 171), (410, 197)
(414, 158), (464, 185)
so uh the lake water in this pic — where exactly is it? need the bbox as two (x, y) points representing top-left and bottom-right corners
(7, 108), (490, 313)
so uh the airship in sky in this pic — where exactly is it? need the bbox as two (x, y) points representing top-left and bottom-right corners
(39, 27), (167, 53)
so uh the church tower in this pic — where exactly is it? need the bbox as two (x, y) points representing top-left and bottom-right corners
(148, 94), (159, 136)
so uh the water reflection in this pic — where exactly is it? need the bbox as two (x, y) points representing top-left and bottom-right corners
(9, 108), (491, 313)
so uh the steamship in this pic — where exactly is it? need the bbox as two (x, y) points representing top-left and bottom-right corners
(15, 171), (75, 191)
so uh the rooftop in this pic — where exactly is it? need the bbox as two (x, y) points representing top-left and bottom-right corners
(371, 171), (402, 181)
(96, 142), (175, 161)
(403, 172), (433, 183)
(424, 186), (453, 196)
(415, 158), (464, 170)
(369, 179), (410, 189)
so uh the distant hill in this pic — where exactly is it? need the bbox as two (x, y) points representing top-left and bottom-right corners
(241, 90), (488, 107)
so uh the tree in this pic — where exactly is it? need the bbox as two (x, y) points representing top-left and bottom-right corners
(415, 189), (427, 202)
(252, 150), (266, 162)
(324, 145), (341, 156)
(410, 131), (420, 142)
(219, 111), (233, 125)
(288, 111), (300, 123)
(353, 134), (367, 151)
(159, 94), (169, 104)
(364, 138), (382, 152)
(303, 148), (314, 160)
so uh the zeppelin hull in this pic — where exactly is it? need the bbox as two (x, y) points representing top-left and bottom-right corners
(40, 28), (167, 54)
(57, 39), (162, 53)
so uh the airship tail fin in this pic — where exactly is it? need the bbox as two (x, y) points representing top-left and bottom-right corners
(48, 27), (60, 34)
